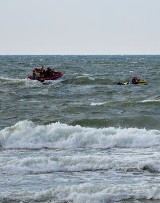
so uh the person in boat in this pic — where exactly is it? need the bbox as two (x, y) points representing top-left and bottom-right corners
(33, 69), (36, 79)
(45, 67), (54, 77)
(34, 69), (40, 79)
(132, 77), (139, 84)
(40, 65), (45, 78)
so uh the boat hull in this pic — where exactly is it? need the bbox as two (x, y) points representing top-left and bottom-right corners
(117, 79), (147, 85)
(27, 72), (63, 82)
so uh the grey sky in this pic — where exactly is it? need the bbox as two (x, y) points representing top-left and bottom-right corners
(0, 0), (160, 55)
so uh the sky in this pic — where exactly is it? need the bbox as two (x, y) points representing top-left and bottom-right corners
(0, 0), (160, 55)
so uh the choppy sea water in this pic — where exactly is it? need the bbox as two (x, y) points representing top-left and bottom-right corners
(0, 55), (160, 203)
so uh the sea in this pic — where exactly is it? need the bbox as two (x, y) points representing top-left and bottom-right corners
(0, 55), (160, 203)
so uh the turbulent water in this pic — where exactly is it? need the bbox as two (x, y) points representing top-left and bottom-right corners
(0, 55), (160, 203)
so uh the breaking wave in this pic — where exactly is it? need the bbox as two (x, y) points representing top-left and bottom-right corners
(0, 120), (160, 149)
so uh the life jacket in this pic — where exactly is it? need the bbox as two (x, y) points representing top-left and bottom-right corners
(35, 70), (40, 77)
(132, 77), (138, 84)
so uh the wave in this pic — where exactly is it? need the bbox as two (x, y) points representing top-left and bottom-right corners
(2, 148), (160, 175)
(1, 183), (160, 203)
(71, 116), (160, 130)
(0, 76), (25, 82)
(0, 76), (62, 87)
(90, 102), (107, 106)
(141, 99), (160, 103)
(63, 74), (113, 85)
(0, 76), (33, 85)
(0, 120), (160, 150)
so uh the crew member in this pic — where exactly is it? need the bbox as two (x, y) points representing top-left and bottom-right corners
(40, 65), (45, 78)
(132, 77), (139, 84)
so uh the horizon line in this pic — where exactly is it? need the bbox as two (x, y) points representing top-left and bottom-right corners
(0, 54), (160, 56)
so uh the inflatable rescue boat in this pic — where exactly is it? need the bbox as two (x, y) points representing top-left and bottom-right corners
(27, 67), (63, 82)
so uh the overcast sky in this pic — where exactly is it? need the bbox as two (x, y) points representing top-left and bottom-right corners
(0, 0), (160, 55)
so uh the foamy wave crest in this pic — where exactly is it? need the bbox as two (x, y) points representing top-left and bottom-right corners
(0, 120), (160, 149)
(141, 99), (160, 103)
(25, 78), (62, 87)
(0, 76), (40, 87)
(0, 76), (25, 83)
(90, 102), (106, 106)
(0, 76), (52, 87)
(1, 183), (160, 203)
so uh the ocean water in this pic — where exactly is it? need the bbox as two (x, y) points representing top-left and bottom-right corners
(0, 55), (160, 203)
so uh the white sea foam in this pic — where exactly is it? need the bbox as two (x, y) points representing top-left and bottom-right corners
(141, 99), (160, 103)
(25, 78), (63, 87)
(1, 151), (149, 176)
(90, 102), (106, 106)
(1, 183), (160, 203)
(0, 76), (25, 82)
(0, 121), (160, 149)
(0, 76), (40, 87)
(0, 76), (61, 87)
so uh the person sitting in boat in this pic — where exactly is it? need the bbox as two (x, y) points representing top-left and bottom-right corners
(132, 77), (139, 84)
(33, 69), (36, 79)
(45, 67), (53, 77)
(34, 69), (40, 79)
(40, 65), (45, 78)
